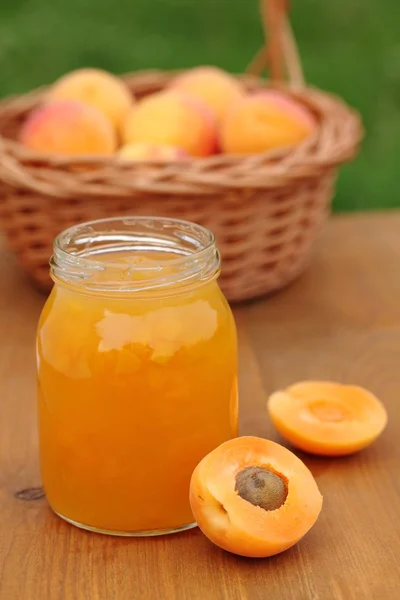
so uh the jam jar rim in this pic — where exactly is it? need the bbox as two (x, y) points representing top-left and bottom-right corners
(50, 215), (221, 297)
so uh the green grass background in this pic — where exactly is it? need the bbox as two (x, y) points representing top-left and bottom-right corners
(1, 0), (398, 212)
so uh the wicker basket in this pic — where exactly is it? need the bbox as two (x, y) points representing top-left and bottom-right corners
(0, 0), (362, 302)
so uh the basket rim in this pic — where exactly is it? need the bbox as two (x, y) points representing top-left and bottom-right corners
(0, 69), (363, 198)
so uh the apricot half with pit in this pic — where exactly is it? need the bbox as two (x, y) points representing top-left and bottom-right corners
(268, 381), (388, 456)
(190, 436), (322, 558)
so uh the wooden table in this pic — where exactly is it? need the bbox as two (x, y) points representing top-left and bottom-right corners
(1, 212), (400, 600)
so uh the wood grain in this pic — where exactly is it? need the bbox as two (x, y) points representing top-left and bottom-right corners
(1, 211), (400, 600)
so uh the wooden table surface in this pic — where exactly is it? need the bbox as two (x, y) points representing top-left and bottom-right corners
(1, 211), (400, 600)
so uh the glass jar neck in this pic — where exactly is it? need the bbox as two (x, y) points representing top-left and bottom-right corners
(50, 217), (221, 297)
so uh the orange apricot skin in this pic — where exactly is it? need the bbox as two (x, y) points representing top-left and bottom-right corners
(220, 90), (316, 155)
(190, 436), (322, 558)
(170, 66), (244, 124)
(19, 100), (117, 156)
(121, 92), (218, 158)
(117, 142), (188, 162)
(49, 68), (133, 130)
(268, 382), (388, 457)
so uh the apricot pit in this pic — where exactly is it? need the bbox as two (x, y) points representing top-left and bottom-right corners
(235, 466), (288, 512)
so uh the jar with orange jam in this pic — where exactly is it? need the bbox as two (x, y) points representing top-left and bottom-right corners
(36, 217), (238, 535)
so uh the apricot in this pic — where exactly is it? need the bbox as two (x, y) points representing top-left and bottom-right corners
(117, 142), (188, 162)
(268, 381), (388, 456)
(190, 436), (322, 558)
(121, 92), (218, 157)
(220, 90), (316, 155)
(170, 66), (244, 124)
(49, 68), (133, 130)
(19, 100), (117, 156)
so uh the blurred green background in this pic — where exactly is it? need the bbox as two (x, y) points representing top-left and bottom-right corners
(1, 0), (398, 212)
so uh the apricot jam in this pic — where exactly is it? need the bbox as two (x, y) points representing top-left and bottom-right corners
(37, 217), (238, 535)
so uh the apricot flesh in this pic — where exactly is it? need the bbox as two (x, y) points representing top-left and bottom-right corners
(268, 381), (388, 456)
(190, 436), (322, 558)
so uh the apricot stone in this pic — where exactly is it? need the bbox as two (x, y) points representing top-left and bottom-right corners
(49, 68), (133, 130)
(19, 100), (117, 156)
(190, 436), (322, 558)
(235, 466), (288, 511)
(170, 66), (244, 124)
(121, 92), (218, 158)
(117, 142), (188, 162)
(220, 90), (316, 155)
(268, 381), (388, 456)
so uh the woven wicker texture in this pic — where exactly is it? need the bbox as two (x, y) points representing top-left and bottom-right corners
(0, 0), (363, 301)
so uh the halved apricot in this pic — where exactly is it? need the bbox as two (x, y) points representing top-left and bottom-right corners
(268, 381), (388, 456)
(189, 436), (322, 558)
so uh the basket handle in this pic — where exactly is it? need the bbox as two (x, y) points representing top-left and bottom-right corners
(247, 0), (305, 88)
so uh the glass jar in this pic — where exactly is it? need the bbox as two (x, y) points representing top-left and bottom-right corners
(36, 216), (238, 536)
